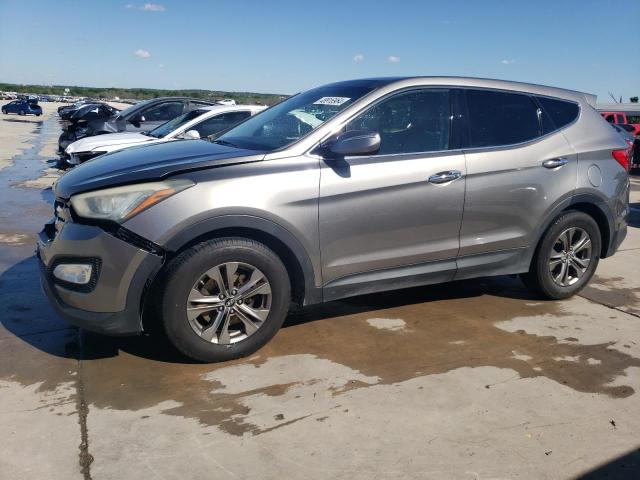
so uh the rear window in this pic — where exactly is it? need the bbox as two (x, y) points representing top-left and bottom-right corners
(465, 89), (540, 148)
(536, 97), (579, 134)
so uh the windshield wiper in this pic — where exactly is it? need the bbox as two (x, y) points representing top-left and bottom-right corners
(213, 139), (239, 148)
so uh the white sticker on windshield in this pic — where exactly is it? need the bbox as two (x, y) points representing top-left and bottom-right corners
(313, 96), (351, 106)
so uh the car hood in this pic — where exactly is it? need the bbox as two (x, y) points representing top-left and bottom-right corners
(54, 140), (265, 198)
(66, 132), (152, 153)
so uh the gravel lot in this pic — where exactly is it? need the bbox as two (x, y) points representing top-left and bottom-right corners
(1, 103), (639, 480)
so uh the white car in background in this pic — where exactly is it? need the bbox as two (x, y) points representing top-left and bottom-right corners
(64, 104), (265, 166)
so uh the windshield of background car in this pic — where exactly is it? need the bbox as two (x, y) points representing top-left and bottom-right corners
(214, 85), (376, 151)
(148, 109), (208, 138)
(116, 99), (153, 119)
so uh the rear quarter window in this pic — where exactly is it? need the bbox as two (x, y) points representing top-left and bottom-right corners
(465, 89), (540, 148)
(536, 97), (580, 134)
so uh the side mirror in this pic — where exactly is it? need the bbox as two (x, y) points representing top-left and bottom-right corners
(183, 130), (200, 140)
(327, 130), (380, 156)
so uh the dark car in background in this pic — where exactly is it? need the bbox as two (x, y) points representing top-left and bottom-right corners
(58, 100), (96, 115)
(59, 102), (118, 121)
(2, 99), (42, 116)
(57, 97), (216, 156)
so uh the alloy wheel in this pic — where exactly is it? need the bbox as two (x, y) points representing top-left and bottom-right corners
(186, 262), (272, 344)
(548, 227), (592, 287)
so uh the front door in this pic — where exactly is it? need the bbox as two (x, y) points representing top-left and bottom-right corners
(319, 88), (466, 296)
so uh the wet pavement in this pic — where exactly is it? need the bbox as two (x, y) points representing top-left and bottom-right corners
(1, 105), (639, 479)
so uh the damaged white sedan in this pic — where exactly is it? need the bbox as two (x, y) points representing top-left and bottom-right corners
(64, 104), (265, 166)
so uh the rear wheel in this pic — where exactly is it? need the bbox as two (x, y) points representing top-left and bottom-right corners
(158, 237), (291, 362)
(19, 110), (25, 116)
(521, 211), (600, 299)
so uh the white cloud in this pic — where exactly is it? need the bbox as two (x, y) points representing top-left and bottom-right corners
(133, 49), (151, 59)
(353, 53), (364, 63)
(157, 63), (164, 68)
(501, 59), (514, 65)
(388, 55), (400, 63)
(141, 3), (165, 11)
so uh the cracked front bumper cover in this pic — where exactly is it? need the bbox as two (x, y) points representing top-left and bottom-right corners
(37, 219), (163, 336)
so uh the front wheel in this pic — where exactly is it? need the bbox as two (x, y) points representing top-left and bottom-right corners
(521, 211), (601, 299)
(1, 109), (5, 114)
(158, 237), (291, 362)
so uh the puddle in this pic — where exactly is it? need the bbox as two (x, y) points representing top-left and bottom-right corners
(0, 114), (59, 236)
(0, 276), (630, 437)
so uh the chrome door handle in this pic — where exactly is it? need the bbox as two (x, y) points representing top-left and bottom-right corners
(428, 170), (462, 184)
(542, 157), (569, 169)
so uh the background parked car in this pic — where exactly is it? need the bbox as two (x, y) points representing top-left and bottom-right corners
(58, 100), (90, 115)
(615, 123), (640, 136)
(2, 99), (42, 116)
(57, 96), (216, 156)
(612, 124), (638, 170)
(64, 104), (265, 166)
(599, 109), (640, 136)
(59, 102), (118, 121)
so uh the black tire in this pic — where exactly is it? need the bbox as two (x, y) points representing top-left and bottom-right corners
(1, 109), (5, 114)
(158, 237), (291, 362)
(19, 110), (25, 116)
(521, 210), (601, 299)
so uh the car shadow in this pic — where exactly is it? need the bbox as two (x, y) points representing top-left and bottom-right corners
(0, 254), (538, 365)
(629, 202), (639, 228)
(575, 446), (640, 479)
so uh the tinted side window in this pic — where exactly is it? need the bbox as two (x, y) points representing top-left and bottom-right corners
(345, 89), (450, 155)
(465, 90), (539, 147)
(193, 111), (251, 138)
(537, 96), (579, 134)
(143, 102), (184, 121)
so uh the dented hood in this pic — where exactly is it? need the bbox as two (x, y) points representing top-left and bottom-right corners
(54, 139), (265, 199)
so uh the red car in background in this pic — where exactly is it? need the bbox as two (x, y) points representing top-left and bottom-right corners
(600, 111), (640, 136)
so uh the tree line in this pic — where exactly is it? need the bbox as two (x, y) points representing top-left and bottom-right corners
(0, 82), (286, 105)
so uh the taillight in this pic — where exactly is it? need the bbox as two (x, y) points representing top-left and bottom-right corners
(612, 147), (631, 171)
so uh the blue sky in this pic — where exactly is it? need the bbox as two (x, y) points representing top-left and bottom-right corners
(0, 0), (638, 99)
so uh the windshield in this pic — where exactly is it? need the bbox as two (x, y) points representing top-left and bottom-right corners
(116, 99), (153, 119)
(147, 109), (208, 138)
(214, 84), (375, 151)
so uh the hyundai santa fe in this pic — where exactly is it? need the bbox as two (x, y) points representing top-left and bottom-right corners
(38, 77), (631, 362)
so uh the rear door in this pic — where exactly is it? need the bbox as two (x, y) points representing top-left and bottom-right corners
(319, 88), (466, 295)
(456, 89), (577, 271)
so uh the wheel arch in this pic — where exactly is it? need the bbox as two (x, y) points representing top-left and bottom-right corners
(563, 201), (611, 258)
(155, 215), (321, 308)
(532, 193), (614, 262)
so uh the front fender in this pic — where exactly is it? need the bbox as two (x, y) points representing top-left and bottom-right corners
(161, 213), (322, 305)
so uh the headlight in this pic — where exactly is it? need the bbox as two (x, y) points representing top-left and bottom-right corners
(70, 179), (194, 223)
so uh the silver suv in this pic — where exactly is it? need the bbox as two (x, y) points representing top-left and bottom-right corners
(38, 77), (631, 362)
